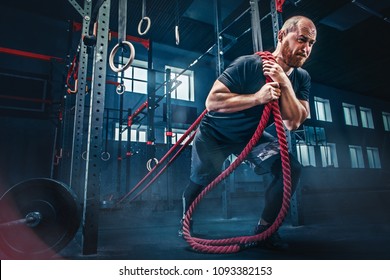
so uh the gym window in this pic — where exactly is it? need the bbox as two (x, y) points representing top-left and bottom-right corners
(303, 125), (326, 145)
(320, 143), (338, 168)
(366, 147), (381, 169)
(382, 112), (390, 131)
(349, 145), (364, 168)
(117, 59), (148, 94)
(342, 103), (358, 126)
(359, 107), (374, 129)
(114, 123), (147, 142)
(165, 66), (195, 102)
(164, 128), (193, 145)
(314, 96), (332, 122)
(296, 142), (316, 167)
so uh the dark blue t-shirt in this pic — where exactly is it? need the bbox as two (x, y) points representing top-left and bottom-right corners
(200, 54), (311, 144)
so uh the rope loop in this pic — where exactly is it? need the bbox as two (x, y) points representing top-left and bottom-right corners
(109, 41), (135, 73)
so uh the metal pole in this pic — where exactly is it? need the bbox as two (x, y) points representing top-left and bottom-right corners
(214, 0), (224, 77)
(146, 42), (156, 161)
(165, 69), (172, 148)
(117, 92), (124, 193)
(250, 0), (263, 52)
(81, 0), (111, 255)
(270, 0), (283, 48)
(69, 0), (92, 201)
(165, 68), (172, 208)
(126, 108), (132, 193)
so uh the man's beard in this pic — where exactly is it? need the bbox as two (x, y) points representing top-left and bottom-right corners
(281, 41), (306, 68)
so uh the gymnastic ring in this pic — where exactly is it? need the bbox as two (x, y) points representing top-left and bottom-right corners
(116, 83), (126, 95)
(82, 151), (87, 161)
(101, 151), (111, 161)
(175, 25), (180, 45)
(109, 41), (135, 73)
(146, 158), (159, 171)
(138, 16), (151, 36)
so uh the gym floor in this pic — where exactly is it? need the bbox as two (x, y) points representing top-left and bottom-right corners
(58, 193), (390, 260)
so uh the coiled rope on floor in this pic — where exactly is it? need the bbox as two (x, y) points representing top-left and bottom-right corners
(182, 51), (292, 253)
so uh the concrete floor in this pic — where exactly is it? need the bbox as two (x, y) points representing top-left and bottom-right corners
(57, 194), (390, 260)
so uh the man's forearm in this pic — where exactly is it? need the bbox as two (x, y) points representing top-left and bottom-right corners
(279, 83), (308, 130)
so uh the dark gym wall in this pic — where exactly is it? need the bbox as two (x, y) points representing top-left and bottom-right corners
(308, 82), (390, 171)
(0, 7), (69, 192)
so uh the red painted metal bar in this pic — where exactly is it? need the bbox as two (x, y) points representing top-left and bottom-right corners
(110, 31), (150, 50)
(0, 94), (53, 104)
(127, 101), (148, 126)
(0, 47), (63, 62)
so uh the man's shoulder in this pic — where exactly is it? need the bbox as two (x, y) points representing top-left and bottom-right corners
(293, 67), (311, 82)
(231, 54), (261, 66)
(294, 67), (310, 77)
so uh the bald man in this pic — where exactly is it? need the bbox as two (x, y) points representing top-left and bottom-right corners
(181, 16), (317, 250)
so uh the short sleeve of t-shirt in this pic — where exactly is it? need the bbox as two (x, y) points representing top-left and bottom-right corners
(217, 54), (265, 94)
(289, 67), (311, 101)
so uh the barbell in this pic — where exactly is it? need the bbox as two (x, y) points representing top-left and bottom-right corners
(0, 178), (81, 259)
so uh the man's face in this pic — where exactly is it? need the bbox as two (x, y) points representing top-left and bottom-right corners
(281, 20), (316, 68)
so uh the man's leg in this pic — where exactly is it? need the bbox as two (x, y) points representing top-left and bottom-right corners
(260, 154), (302, 224)
(180, 129), (230, 235)
(246, 133), (302, 249)
(182, 180), (204, 218)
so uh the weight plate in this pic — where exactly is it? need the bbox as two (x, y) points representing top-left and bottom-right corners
(0, 178), (81, 259)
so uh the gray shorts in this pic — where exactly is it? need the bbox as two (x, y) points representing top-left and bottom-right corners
(190, 128), (280, 186)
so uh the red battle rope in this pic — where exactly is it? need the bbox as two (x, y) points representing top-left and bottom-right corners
(115, 109), (207, 205)
(182, 51), (292, 253)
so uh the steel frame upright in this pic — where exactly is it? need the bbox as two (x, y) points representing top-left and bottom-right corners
(214, 0), (224, 77)
(81, 0), (111, 255)
(69, 0), (92, 201)
(165, 69), (173, 208)
(146, 42), (156, 163)
(250, 0), (263, 52)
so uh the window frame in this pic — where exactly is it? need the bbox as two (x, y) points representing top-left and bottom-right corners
(117, 59), (148, 94)
(314, 96), (332, 122)
(359, 106), (375, 129)
(366, 147), (381, 169)
(382, 112), (390, 131)
(349, 145), (365, 168)
(114, 123), (147, 143)
(320, 143), (339, 168)
(296, 141), (316, 167)
(164, 128), (194, 145)
(342, 103), (358, 126)
(165, 66), (195, 102)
